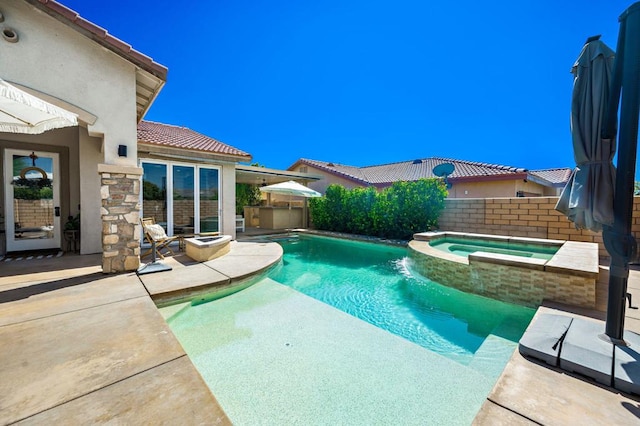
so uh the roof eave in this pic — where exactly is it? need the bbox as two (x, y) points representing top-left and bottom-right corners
(526, 173), (555, 188)
(136, 72), (166, 122)
(297, 160), (371, 186)
(450, 172), (529, 183)
(138, 141), (252, 163)
(27, 0), (168, 81)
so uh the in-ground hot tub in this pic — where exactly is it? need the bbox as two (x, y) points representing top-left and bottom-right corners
(408, 231), (599, 309)
(185, 235), (232, 262)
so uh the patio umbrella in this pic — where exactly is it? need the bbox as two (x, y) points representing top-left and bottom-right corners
(555, 36), (616, 232)
(0, 78), (78, 134)
(260, 180), (321, 198)
(260, 181), (321, 229)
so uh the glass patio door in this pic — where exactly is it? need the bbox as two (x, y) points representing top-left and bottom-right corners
(3, 149), (61, 251)
(198, 167), (220, 233)
(141, 161), (221, 236)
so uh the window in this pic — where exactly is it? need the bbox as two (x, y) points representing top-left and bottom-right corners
(142, 163), (168, 229)
(172, 165), (195, 234)
(199, 167), (220, 233)
(141, 160), (220, 235)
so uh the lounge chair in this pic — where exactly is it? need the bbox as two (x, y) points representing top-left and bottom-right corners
(140, 217), (180, 259)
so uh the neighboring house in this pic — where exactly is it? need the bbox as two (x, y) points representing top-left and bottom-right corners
(288, 158), (572, 198)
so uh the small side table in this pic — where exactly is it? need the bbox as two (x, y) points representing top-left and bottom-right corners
(63, 229), (80, 253)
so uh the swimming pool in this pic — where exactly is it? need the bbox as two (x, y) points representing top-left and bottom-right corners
(162, 234), (536, 424)
(268, 235), (535, 365)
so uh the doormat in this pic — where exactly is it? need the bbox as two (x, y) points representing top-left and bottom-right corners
(1, 249), (64, 262)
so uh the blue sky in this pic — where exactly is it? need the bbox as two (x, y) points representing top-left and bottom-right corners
(62, 0), (630, 172)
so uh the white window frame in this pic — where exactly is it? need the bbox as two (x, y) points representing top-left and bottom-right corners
(140, 159), (222, 236)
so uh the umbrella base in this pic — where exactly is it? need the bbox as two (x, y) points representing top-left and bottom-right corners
(137, 260), (172, 275)
(519, 314), (640, 395)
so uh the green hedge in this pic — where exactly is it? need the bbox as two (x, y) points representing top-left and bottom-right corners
(309, 179), (447, 240)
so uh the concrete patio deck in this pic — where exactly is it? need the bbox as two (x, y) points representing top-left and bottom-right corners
(2, 237), (640, 424)
(0, 240), (282, 424)
(474, 264), (640, 425)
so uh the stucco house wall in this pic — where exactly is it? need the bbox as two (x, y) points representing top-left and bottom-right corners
(448, 179), (551, 198)
(289, 164), (365, 193)
(0, 1), (172, 273)
(221, 163), (237, 238)
(2, 1), (141, 256)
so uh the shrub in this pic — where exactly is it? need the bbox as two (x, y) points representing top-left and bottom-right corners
(236, 183), (262, 215)
(309, 179), (447, 239)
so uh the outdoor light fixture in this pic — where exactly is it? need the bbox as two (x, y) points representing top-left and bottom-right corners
(118, 144), (127, 157)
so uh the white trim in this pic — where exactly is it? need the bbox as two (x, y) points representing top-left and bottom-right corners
(140, 159), (222, 237)
(4, 148), (61, 251)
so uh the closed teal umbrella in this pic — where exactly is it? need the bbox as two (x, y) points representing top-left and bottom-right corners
(555, 36), (616, 232)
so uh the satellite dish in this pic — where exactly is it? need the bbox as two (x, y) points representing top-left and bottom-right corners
(432, 162), (455, 189)
(432, 163), (455, 177)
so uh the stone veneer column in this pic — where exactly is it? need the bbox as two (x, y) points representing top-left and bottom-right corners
(97, 164), (142, 273)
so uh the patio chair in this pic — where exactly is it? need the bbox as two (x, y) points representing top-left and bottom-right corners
(140, 217), (180, 259)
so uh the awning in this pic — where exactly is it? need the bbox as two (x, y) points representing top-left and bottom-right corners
(0, 78), (78, 134)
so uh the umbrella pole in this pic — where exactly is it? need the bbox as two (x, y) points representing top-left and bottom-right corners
(603, 2), (640, 343)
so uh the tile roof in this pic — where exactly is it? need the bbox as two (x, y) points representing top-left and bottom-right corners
(137, 121), (251, 161)
(293, 159), (371, 185)
(29, 0), (168, 80)
(528, 168), (574, 187)
(292, 157), (529, 186)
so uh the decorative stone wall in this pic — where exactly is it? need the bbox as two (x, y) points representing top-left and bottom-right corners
(98, 164), (142, 273)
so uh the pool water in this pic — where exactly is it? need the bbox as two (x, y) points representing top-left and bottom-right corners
(162, 234), (536, 424)
(269, 235), (535, 366)
(430, 237), (558, 260)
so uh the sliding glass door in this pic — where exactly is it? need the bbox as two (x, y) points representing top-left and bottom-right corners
(172, 165), (195, 234)
(199, 167), (219, 233)
(141, 162), (168, 230)
(141, 160), (220, 235)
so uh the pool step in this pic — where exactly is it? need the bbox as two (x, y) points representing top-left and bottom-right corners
(468, 334), (518, 380)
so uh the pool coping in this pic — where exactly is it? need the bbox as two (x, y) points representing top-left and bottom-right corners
(138, 240), (283, 307)
(413, 231), (599, 277)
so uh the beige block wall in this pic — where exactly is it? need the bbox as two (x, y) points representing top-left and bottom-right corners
(143, 200), (220, 229)
(13, 200), (53, 228)
(436, 196), (640, 260)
